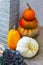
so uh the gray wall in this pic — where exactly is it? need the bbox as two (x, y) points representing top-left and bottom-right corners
(19, 0), (43, 26)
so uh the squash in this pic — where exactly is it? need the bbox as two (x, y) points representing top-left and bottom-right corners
(23, 3), (35, 20)
(19, 17), (38, 29)
(16, 36), (39, 58)
(7, 29), (21, 50)
(17, 26), (39, 37)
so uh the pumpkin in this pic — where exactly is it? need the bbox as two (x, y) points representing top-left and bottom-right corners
(19, 17), (38, 29)
(19, 17), (38, 28)
(17, 26), (39, 37)
(23, 3), (35, 20)
(7, 29), (21, 50)
(16, 36), (39, 58)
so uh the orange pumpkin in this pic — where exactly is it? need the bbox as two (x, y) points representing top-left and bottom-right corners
(23, 3), (35, 20)
(7, 29), (20, 50)
(23, 9), (35, 20)
(19, 17), (38, 29)
(17, 26), (39, 37)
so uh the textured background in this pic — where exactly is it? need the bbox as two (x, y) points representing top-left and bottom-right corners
(0, 0), (19, 44)
(19, 0), (43, 26)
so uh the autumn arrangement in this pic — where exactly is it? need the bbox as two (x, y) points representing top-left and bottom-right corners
(0, 3), (39, 65)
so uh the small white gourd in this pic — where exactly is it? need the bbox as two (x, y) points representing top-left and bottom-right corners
(16, 36), (39, 58)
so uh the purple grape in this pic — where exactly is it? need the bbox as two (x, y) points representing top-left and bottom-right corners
(2, 49), (25, 65)
(15, 50), (20, 55)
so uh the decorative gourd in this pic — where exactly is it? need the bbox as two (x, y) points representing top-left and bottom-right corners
(16, 36), (39, 58)
(7, 29), (21, 50)
(23, 3), (35, 20)
(18, 26), (39, 37)
(17, 26), (39, 37)
(19, 17), (37, 29)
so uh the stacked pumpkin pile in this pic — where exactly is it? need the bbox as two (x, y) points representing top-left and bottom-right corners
(18, 3), (39, 38)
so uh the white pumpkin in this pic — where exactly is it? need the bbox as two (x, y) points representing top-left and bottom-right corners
(16, 36), (39, 58)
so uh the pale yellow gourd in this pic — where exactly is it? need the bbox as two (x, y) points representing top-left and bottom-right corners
(16, 36), (39, 58)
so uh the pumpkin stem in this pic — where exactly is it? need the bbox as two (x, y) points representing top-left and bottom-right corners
(27, 3), (31, 9)
(13, 25), (16, 30)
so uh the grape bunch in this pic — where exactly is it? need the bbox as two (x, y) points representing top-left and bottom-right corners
(1, 49), (25, 65)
